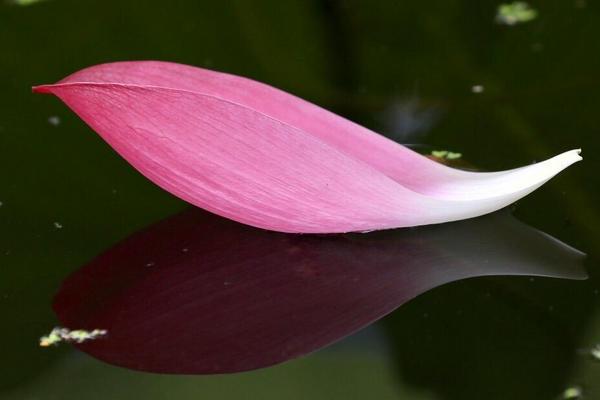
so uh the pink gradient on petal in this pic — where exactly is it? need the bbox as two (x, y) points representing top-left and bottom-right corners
(33, 62), (582, 233)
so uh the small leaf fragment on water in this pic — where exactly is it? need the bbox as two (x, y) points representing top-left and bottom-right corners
(40, 327), (107, 347)
(561, 386), (583, 399)
(39, 328), (62, 347)
(496, 2), (538, 25)
(431, 150), (462, 160)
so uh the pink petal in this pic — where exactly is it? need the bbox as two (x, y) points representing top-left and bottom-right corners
(33, 61), (582, 233)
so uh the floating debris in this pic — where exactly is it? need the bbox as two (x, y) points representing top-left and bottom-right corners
(6, 0), (48, 5)
(471, 85), (484, 93)
(40, 327), (107, 347)
(431, 150), (462, 160)
(0, 201), (3, 207)
(496, 2), (538, 25)
(591, 344), (600, 361)
(561, 386), (583, 399)
(145, 261), (155, 267)
(53, 221), (63, 229)
(47, 116), (60, 126)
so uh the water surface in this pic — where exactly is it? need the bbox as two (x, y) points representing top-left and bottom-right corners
(1, 1), (599, 399)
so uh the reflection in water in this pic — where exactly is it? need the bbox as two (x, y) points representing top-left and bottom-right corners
(381, 98), (439, 143)
(52, 210), (585, 374)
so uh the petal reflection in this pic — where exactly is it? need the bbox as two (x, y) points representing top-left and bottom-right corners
(53, 210), (586, 374)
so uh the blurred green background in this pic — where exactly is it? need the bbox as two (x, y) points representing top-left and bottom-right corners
(1, 0), (599, 399)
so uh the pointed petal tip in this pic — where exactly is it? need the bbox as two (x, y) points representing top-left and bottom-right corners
(32, 84), (54, 94)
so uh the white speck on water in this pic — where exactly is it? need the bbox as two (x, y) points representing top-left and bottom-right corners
(48, 116), (61, 126)
(182, 247), (189, 253)
(0, 201), (3, 207)
(529, 277), (535, 282)
(590, 344), (600, 361)
(53, 222), (63, 229)
(145, 262), (155, 267)
(471, 85), (484, 93)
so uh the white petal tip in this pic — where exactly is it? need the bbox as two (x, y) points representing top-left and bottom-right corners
(547, 149), (582, 171)
(564, 148), (583, 165)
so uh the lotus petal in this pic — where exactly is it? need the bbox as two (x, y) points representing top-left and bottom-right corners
(52, 209), (586, 374)
(33, 61), (582, 233)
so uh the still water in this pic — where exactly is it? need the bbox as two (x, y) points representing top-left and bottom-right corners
(1, 1), (599, 399)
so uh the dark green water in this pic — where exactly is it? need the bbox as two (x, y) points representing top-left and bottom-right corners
(1, 1), (599, 399)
